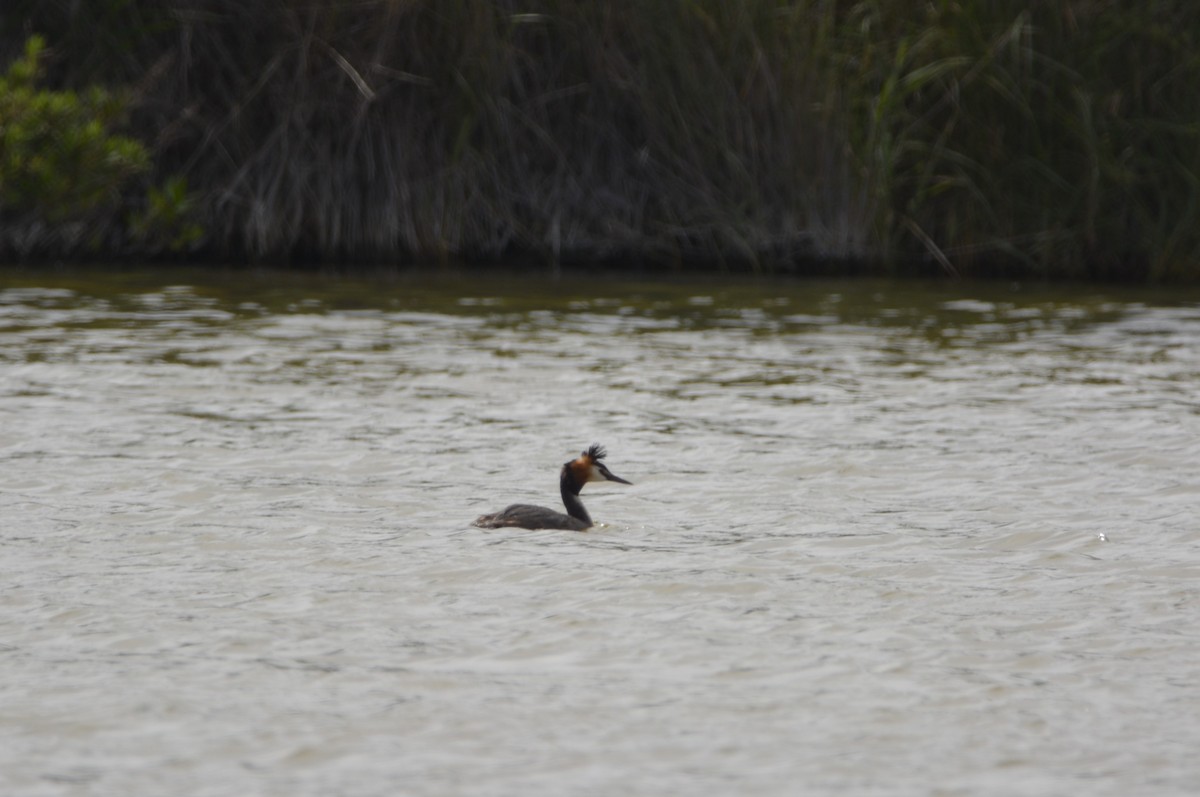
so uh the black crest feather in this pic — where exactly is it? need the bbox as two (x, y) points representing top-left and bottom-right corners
(584, 443), (607, 460)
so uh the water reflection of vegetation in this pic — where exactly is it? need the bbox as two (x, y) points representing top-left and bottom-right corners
(2, 268), (1191, 346)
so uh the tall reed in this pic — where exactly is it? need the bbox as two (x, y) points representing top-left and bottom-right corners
(4, 0), (1199, 279)
(841, 1), (1200, 278)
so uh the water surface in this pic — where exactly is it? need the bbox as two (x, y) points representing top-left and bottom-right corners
(2, 268), (1199, 796)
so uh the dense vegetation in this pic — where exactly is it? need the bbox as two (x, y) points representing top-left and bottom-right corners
(2, 1), (1199, 279)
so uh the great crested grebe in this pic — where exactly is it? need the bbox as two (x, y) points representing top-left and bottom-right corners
(472, 444), (632, 531)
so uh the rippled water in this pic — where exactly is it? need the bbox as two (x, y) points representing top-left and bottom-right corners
(2, 268), (1199, 796)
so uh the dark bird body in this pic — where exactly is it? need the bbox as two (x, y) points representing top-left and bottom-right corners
(473, 444), (632, 530)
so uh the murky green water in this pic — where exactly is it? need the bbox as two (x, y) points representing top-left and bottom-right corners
(2, 267), (1199, 796)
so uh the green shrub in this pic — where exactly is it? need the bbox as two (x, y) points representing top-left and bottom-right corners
(129, 175), (204, 253)
(0, 35), (150, 222)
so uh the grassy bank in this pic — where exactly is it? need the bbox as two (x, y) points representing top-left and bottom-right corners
(3, 1), (1199, 279)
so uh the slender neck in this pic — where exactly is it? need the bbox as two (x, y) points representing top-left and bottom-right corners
(560, 468), (592, 525)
